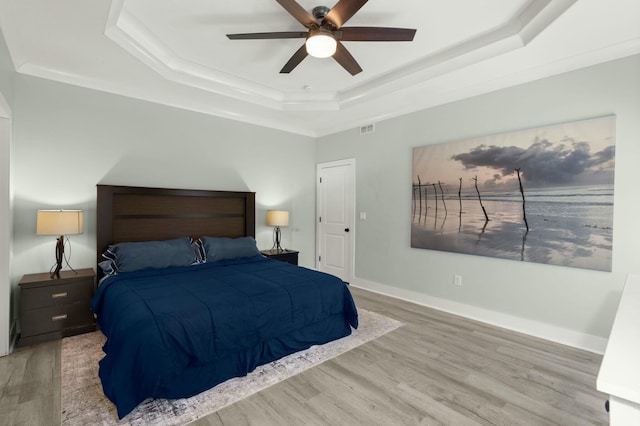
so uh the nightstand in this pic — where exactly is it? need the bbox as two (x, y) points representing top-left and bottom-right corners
(19, 268), (96, 346)
(260, 249), (299, 265)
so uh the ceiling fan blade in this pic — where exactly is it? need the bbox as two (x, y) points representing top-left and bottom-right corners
(227, 31), (308, 40)
(280, 44), (309, 73)
(338, 27), (416, 42)
(324, 0), (368, 29)
(275, 0), (317, 28)
(332, 41), (362, 75)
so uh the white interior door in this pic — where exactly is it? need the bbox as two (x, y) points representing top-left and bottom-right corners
(317, 159), (355, 283)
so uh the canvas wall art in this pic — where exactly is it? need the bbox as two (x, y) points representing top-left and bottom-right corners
(411, 115), (616, 271)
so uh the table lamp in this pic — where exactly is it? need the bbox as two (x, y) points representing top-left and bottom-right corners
(266, 210), (289, 252)
(36, 210), (83, 278)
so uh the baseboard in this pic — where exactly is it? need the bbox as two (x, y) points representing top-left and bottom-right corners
(351, 277), (608, 354)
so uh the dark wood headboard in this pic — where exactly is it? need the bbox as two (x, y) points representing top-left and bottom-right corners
(96, 185), (255, 274)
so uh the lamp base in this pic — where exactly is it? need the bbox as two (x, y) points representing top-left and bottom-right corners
(51, 235), (64, 279)
(271, 226), (284, 253)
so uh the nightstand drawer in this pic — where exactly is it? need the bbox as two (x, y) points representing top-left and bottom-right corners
(272, 252), (298, 265)
(260, 249), (299, 265)
(19, 268), (96, 346)
(21, 281), (93, 310)
(20, 303), (94, 337)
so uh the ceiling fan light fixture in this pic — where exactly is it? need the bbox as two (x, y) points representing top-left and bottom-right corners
(306, 28), (337, 58)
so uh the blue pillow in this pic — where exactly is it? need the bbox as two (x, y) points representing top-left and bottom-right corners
(106, 237), (197, 272)
(202, 236), (260, 262)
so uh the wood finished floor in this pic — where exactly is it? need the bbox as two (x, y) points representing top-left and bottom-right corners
(0, 287), (609, 425)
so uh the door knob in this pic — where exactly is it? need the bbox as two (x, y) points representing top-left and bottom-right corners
(345, 228), (350, 232)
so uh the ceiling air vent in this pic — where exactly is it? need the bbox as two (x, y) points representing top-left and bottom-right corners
(360, 123), (375, 135)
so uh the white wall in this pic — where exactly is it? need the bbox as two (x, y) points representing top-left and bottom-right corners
(0, 116), (11, 356)
(7, 51), (640, 354)
(0, 27), (14, 109)
(317, 55), (640, 352)
(0, 26), (15, 356)
(11, 75), (316, 325)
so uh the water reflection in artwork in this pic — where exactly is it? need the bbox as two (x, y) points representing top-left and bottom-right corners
(411, 116), (615, 272)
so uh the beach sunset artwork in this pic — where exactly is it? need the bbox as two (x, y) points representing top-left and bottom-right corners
(411, 116), (616, 271)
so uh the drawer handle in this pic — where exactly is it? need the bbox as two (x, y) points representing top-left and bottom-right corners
(51, 314), (68, 321)
(51, 292), (68, 299)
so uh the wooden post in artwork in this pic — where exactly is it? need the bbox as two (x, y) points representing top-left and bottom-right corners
(417, 175), (422, 219)
(438, 180), (447, 215)
(412, 183), (416, 217)
(432, 183), (438, 216)
(515, 168), (529, 231)
(458, 177), (462, 217)
(423, 182), (428, 223)
(473, 176), (489, 222)
(458, 177), (463, 231)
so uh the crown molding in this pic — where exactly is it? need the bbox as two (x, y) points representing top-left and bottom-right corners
(6, 0), (638, 138)
(14, 36), (639, 138)
(105, 0), (576, 113)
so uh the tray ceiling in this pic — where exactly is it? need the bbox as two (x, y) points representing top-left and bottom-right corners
(0, 0), (639, 136)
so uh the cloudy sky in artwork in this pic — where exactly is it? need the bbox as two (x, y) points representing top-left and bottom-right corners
(412, 116), (615, 193)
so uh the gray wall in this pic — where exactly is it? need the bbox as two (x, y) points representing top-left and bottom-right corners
(0, 27), (14, 111)
(317, 55), (640, 346)
(11, 75), (316, 321)
(6, 52), (640, 352)
(0, 26), (14, 355)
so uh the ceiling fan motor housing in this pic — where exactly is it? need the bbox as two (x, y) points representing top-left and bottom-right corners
(312, 6), (331, 22)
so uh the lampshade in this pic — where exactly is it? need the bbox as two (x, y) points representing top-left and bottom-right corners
(305, 29), (337, 58)
(36, 210), (84, 236)
(266, 210), (289, 227)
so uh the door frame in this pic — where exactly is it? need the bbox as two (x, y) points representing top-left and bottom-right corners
(316, 158), (356, 283)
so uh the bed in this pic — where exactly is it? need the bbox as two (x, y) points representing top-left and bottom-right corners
(92, 185), (358, 419)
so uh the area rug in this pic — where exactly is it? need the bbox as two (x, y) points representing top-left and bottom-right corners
(61, 309), (402, 425)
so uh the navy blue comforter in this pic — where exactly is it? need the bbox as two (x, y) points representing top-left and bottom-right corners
(91, 255), (358, 418)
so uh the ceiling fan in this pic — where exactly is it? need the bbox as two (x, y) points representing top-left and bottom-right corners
(226, 0), (416, 76)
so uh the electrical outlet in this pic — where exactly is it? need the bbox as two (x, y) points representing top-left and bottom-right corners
(454, 274), (462, 286)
